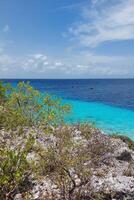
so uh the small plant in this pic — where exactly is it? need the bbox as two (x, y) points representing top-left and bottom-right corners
(36, 126), (91, 200)
(0, 134), (35, 199)
(111, 134), (134, 151)
(0, 81), (11, 104)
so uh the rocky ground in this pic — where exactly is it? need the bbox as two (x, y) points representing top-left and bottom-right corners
(31, 128), (134, 199)
(1, 126), (134, 200)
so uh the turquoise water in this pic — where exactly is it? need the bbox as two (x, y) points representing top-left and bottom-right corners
(64, 99), (134, 139)
(3, 79), (134, 139)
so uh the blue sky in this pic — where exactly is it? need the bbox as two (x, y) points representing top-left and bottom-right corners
(0, 0), (134, 78)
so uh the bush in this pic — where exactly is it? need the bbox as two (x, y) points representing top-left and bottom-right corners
(0, 133), (35, 199)
(0, 81), (6, 104)
(0, 82), (71, 199)
(0, 81), (11, 104)
(0, 82), (71, 130)
(36, 126), (92, 199)
(0, 82), (118, 200)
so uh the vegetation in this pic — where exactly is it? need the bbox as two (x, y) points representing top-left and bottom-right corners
(0, 81), (71, 130)
(0, 81), (8, 104)
(36, 126), (91, 199)
(0, 81), (72, 199)
(0, 133), (35, 199)
(112, 134), (134, 151)
(0, 81), (133, 200)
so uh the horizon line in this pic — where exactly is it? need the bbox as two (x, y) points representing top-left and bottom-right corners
(1, 78), (134, 80)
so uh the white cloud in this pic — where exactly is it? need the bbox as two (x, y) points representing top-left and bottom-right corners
(54, 61), (63, 66)
(22, 54), (66, 74)
(0, 51), (134, 78)
(0, 55), (14, 67)
(3, 25), (10, 33)
(69, 0), (134, 47)
(1, 1), (134, 78)
(43, 61), (49, 66)
(33, 54), (47, 60)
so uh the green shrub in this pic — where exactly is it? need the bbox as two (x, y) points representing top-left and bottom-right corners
(0, 81), (12, 103)
(36, 126), (91, 199)
(0, 134), (35, 199)
(0, 81), (6, 104)
(0, 82), (71, 130)
(0, 81), (71, 199)
(0, 81), (116, 199)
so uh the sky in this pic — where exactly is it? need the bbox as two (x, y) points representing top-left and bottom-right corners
(0, 0), (134, 78)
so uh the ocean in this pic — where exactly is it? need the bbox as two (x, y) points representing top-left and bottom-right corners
(2, 79), (134, 139)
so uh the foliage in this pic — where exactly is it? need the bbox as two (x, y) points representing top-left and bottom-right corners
(43, 94), (71, 126)
(0, 81), (11, 104)
(36, 126), (92, 199)
(32, 124), (114, 200)
(0, 133), (35, 199)
(0, 81), (127, 200)
(0, 82), (71, 130)
(0, 81), (6, 103)
(0, 81), (71, 199)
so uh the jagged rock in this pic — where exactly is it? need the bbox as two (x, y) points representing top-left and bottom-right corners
(116, 150), (132, 162)
(124, 160), (134, 177)
(1, 127), (134, 200)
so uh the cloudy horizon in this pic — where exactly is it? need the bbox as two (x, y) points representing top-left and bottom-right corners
(0, 0), (134, 78)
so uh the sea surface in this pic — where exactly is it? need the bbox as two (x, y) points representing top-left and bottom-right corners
(2, 79), (134, 139)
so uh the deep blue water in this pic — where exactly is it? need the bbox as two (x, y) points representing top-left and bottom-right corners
(2, 79), (134, 139)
